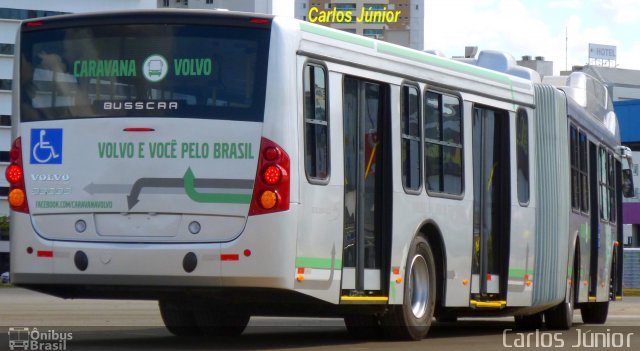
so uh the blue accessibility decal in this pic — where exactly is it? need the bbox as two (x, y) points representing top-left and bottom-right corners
(30, 128), (63, 164)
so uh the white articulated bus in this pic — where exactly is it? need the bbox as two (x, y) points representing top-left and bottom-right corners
(7, 10), (635, 340)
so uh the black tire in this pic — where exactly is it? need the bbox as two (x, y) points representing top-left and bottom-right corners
(581, 256), (613, 325)
(514, 313), (543, 330)
(344, 314), (384, 340)
(545, 253), (578, 330)
(383, 236), (436, 341)
(158, 300), (203, 337)
(193, 304), (250, 337)
(580, 301), (609, 324)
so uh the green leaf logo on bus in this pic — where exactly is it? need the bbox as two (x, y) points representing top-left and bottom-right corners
(142, 54), (169, 82)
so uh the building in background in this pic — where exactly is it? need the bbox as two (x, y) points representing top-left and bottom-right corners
(294, 0), (425, 50)
(516, 55), (553, 77)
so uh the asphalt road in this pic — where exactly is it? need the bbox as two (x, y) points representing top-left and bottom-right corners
(0, 287), (639, 351)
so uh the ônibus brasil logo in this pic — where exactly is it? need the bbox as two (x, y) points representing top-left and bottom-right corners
(142, 54), (168, 82)
(7, 327), (72, 350)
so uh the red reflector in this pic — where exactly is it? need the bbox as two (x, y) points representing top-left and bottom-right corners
(37, 250), (54, 258)
(297, 267), (305, 274)
(26, 21), (44, 27)
(243, 249), (252, 257)
(264, 147), (280, 161)
(123, 128), (155, 132)
(220, 254), (239, 261)
(487, 274), (492, 281)
(250, 18), (269, 24)
(10, 147), (20, 162)
(393, 267), (400, 275)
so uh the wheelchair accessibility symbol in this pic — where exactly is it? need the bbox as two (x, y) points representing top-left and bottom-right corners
(30, 128), (63, 164)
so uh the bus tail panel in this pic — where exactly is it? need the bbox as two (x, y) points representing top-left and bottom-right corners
(20, 119), (261, 243)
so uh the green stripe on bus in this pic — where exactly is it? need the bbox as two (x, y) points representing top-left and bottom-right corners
(296, 256), (343, 270)
(508, 268), (534, 278)
(183, 168), (251, 204)
(390, 280), (397, 302)
(300, 22), (375, 49)
(376, 43), (513, 86)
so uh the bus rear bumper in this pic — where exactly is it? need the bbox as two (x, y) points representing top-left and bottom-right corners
(10, 205), (299, 295)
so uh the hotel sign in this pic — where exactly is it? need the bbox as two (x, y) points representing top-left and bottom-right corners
(589, 43), (617, 61)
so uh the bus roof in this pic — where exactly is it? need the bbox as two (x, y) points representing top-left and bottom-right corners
(290, 18), (535, 109)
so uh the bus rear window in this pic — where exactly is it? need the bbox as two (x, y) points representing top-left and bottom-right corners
(20, 24), (270, 121)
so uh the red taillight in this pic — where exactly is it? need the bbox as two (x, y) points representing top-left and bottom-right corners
(5, 164), (23, 184)
(263, 165), (282, 185)
(123, 127), (155, 132)
(250, 18), (269, 25)
(25, 21), (44, 27)
(5, 138), (29, 213)
(249, 138), (290, 216)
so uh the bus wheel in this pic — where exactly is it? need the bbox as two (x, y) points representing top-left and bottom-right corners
(383, 236), (436, 340)
(158, 300), (202, 337)
(545, 253), (578, 330)
(581, 258), (613, 325)
(193, 304), (250, 337)
(580, 301), (609, 324)
(344, 314), (384, 339)
(514, 313), (543, 330)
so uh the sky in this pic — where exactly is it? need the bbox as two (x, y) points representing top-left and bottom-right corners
(423, 0), (640, 74)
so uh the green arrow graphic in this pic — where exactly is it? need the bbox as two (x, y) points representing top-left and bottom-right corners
(183, 167), (252, 204)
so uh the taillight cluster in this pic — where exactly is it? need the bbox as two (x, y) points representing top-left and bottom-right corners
(248, 138), (290, 216)
(5, 138), (29, 213)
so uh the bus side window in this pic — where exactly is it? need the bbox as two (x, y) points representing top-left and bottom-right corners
(598, 147), (615, 222)
(570, 125), (579, 210)
(401, 84), (421, 192)
(424, 91), (463, 195)
(303, 63), (329, 182)
(608, 151), (616, 223)
(516, 109), (529, 205)
(579, 131), (589, 213)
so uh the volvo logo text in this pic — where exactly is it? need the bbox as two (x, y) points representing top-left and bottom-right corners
(31, 174), (71, 182)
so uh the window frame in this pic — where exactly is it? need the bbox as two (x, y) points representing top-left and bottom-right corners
(423, 88), (464, 199)
(302, 60), (331, 185)
(0, 79), (11, 91)
(400, 82), (422, 194)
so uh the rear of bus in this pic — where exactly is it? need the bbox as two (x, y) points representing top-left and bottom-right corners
(8, 10), (296, 297)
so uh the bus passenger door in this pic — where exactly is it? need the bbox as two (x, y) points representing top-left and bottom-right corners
(340, 76), (391, 301)
(471, 106), (511, 302)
